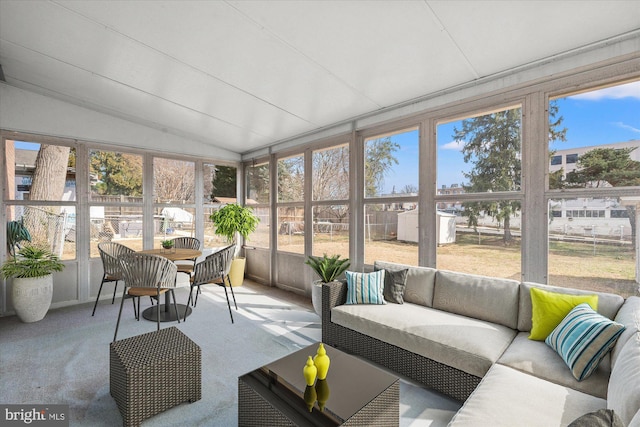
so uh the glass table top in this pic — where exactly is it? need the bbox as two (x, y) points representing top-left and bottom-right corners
(240, 343), (399, 425)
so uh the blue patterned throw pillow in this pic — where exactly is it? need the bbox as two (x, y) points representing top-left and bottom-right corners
(345, 270), (386, 305)
(546, 303), (625, 381)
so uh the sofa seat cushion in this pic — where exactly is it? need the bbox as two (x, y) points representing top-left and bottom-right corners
(449, 364), (607, 427)
(498, 332), (610, 398)
(611, 296), (640, 369)
(331, 302), (516, 378)
(608, 332), (640, 426)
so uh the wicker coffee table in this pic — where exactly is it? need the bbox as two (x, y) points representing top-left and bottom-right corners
(238, 343), (399, 426)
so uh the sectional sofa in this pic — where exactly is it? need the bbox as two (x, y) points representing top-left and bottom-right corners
(321, 260), (640, 426)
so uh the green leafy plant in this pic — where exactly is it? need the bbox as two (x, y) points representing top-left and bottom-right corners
(161, 239), (175, 249)
(305, 254), (350, 283)
(210, 204), (259, 244)
(1, 245), (65, 279)
(7, 219), (32, 259)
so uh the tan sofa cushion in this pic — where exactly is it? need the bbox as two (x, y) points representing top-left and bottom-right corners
(498, 332), (610, 399)
(331, 302), (516, 378)
(611, 296), (640, 369)
(518, 282), (624, 332)
(433, 269), (520, 329)
(608, 332), (640, 426)
(374, 261), (435, 307)
(449, 364), (606, 427)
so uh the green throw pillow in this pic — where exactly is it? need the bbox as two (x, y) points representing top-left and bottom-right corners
(529, 287), (598, 341)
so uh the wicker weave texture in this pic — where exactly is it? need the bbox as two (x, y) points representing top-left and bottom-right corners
(238, 379), (296, 427)
(110, 327), (201, 427)
(238, 375), (399, 426)
(343, 380), (399, 427)
(322, 282), (480, 402)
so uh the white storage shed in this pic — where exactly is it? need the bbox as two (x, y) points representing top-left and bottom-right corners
(397, 210), (456, 245)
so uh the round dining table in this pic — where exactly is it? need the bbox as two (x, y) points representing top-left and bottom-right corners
(138, 248), (202, 322)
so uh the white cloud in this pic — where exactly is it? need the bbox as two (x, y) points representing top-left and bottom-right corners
(441, 140), (465, 151)
(613, 121), (640, 133)
(569, 81), (640, 101)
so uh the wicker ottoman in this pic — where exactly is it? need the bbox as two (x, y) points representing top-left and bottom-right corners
(110, 327), (201, 427)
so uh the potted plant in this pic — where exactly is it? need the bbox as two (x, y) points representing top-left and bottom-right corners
(161, 239), (175, 250)
(7, 219), (31, 257)
(210, 203), (260, 287)
(305, 254), (350, 316)
(1, 245), (65, 322)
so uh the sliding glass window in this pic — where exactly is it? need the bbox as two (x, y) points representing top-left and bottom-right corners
(312, 143), (349, 258)
(547, 80), (640, 297)
(203, 162), (239, 248)
(245, 160), (270, 248)
(435, 106), (523, 279)
(5, 140), (77, 260)
(89, 149), (143, 256)
(277, 154), (304, 254)
(363, 127), (419, 266)
(153, 157), (195, 248)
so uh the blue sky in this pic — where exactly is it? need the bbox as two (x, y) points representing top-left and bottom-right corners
(379, 80), (640, 193)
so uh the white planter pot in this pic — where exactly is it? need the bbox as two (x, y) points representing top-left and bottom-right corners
(12, 274), (53, 323)
(311, 280), (324, 316)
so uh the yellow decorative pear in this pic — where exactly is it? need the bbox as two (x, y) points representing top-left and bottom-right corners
(303, 356), (317, 386)
(313, 343), (331, 380)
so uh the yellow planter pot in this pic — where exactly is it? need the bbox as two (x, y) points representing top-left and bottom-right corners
(225, 257), (246, 287)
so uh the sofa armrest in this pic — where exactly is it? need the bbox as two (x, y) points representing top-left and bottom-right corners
(321, 281), (347, 332)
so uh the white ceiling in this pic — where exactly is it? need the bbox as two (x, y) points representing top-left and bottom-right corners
(1, 1), (639, 155)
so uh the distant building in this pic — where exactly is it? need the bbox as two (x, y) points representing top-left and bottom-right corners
(549, 140), (640, 178)
(548, 140), (640, 240)
(436, 184), (465, 214)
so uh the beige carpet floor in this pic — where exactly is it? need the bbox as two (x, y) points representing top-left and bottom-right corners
(0, 280), (461, 426)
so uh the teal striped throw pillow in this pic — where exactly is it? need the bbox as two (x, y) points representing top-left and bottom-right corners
(546, 303), (625, 381)
(345, 270), (386, 305)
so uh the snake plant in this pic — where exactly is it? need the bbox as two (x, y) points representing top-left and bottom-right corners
(305, 254), (350, 283)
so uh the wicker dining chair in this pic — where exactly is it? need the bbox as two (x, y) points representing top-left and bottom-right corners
(92, 242), (134, 316)
(113, 253), (179, 341)
(184, 244), (237, 323)
(171, 237), (201, 276)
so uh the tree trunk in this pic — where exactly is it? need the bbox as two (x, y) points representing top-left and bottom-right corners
(626, 205), (636, 243)
(503, 215), (513, 244)
(23, 145), (70, 247)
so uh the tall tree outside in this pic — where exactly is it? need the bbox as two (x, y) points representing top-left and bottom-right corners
(153, 158), (195, 204)
(211, 165), (237, 199)
(246, 162), (270, 204)
(23, 145), (71, 248)
(278, 156), (304, 202)
(454, 104), (566, 243)
(90, 151), (142, 196)
(364, 137), (400, 198)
